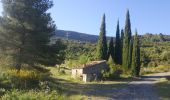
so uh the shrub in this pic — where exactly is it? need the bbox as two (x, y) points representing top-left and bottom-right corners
(102, 64), (123, 80)
(59, 70), (66, 75)
(148, 61), (158, 67)
(6, 69), (40, 89)
(141, 65), (170, 75)
(1, 89), (65, 100)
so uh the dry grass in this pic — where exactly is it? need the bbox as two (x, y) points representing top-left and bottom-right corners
(141, 65), (170, 75)
(155, 78), (170, 100)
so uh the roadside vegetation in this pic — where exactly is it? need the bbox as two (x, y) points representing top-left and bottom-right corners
(155, 76), (170, 100)
(0, 0), (170, 99)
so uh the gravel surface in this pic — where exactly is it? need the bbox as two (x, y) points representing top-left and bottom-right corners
(110, 72), (170, 100)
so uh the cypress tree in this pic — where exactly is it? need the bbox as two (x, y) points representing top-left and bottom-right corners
(131, 30), (141, 77)
(96, 14), (108, 60)
(126, 10), (132, 41)
(107, 37), (114, 60)
(120, 29), (124, 64)
(114, 20), (121, 64)
(121, 29), (124, 47)
(122, 10), (132, 69)
(128, 39), (133, 68)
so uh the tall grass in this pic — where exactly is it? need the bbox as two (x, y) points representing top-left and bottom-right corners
(1, 89), (65, 100)
(141, 65), (170, 75)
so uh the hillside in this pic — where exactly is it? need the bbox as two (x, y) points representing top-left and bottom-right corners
(55, 30), (99, 43)
(54, 30), (170, 43)
(141, 33), (170, 42)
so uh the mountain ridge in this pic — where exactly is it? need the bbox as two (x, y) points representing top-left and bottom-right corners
(54, 30), (170, 43)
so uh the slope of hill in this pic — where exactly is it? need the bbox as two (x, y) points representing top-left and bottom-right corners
(53, 30), (170, 43)
(141, 33), (170, 42)
(55, 30), (99, 43)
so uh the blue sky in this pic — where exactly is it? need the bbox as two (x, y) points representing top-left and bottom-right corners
(0, 0), (170, 36)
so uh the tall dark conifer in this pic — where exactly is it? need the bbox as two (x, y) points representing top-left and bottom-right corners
(122, 10), (132, 69)
(121, 29), (124, 46)
(96, 14), (107, 60)
(114, 20), (121, 64)
(120, 29), (124, 64)
(128, 39), (133, 68)
(126, 10), (132, 41)
(131, 30), (140, 77)
(107, 37), (114, 60)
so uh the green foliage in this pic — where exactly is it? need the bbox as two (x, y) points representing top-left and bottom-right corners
(65, 39), (96, 61)
(121, 29), (124, 45)
(0, 66), (52, 89)
(120, 29), (124, 64)
(1, 89), (65, 100)
(140, 39), (170, 67)
(107, 38), (114, 60)
(131, 31), (141, 77)
(125, 10), (132, 41)
(114, 21), (122, 64)
(107, 55), (114, 65)
(141, 65), (170, 75)
(41, 39), (67, 66)
(0, 0), (55, 70)
(96, 14), (108, 60)
(122, 30), (129, 69)
(102, 56), (123, 79)
(102, 65), (123, 80)
(161, 51), (170, 61)
(64, 52), (93, 68)
(155, 76), (170, 100)
(129, 40), (133, 69)
(3, 69), (41, 89)
(122, 10), (132, 69)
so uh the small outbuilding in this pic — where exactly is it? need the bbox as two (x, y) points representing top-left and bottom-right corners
(71, 60), (109, 82)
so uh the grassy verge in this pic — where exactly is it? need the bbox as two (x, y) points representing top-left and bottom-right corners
(155, 77), (170, 100)
(47, 67), (130, 99)
(141, 65), (170, 75)
(0, 66), (132, 100)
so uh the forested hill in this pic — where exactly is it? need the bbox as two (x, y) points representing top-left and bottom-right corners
(54, 30), (170, 43)
(55, 30), (99, 42)
(141, 33), (170, 42)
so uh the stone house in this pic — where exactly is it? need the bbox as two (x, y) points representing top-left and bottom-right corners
(71, 60), (109, 82)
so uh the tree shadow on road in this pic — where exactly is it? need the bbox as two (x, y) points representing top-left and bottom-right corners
(49, 77), (129, 99)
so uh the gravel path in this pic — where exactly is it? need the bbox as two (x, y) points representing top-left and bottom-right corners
(110, 72), (170, 100)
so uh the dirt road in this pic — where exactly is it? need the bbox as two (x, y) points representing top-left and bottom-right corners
(85, 72), (170, 100)
(87, 72), (170, 100)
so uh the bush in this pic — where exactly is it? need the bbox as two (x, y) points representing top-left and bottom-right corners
(1, 89), (65, 100)
(147, 61), (158, 67)
(102, 64), (123, 80)
(6, 69), (40, 89)
(141, 65), (170, 75)
(59, 70), (66, 75)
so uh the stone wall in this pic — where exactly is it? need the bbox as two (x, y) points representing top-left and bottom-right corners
(71, 60), (108, 82)
(83, 61), (108, 74)
(71, 68), (83, 78)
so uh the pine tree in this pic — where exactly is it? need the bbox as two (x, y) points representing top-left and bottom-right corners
(114, 20), (121, 64)
(96, 14), (108, 60)
(107, 37), (114, 60)
(131, 30), (141, 77)
(122, 10), (132, 69)
(0, 0), (55, 71)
